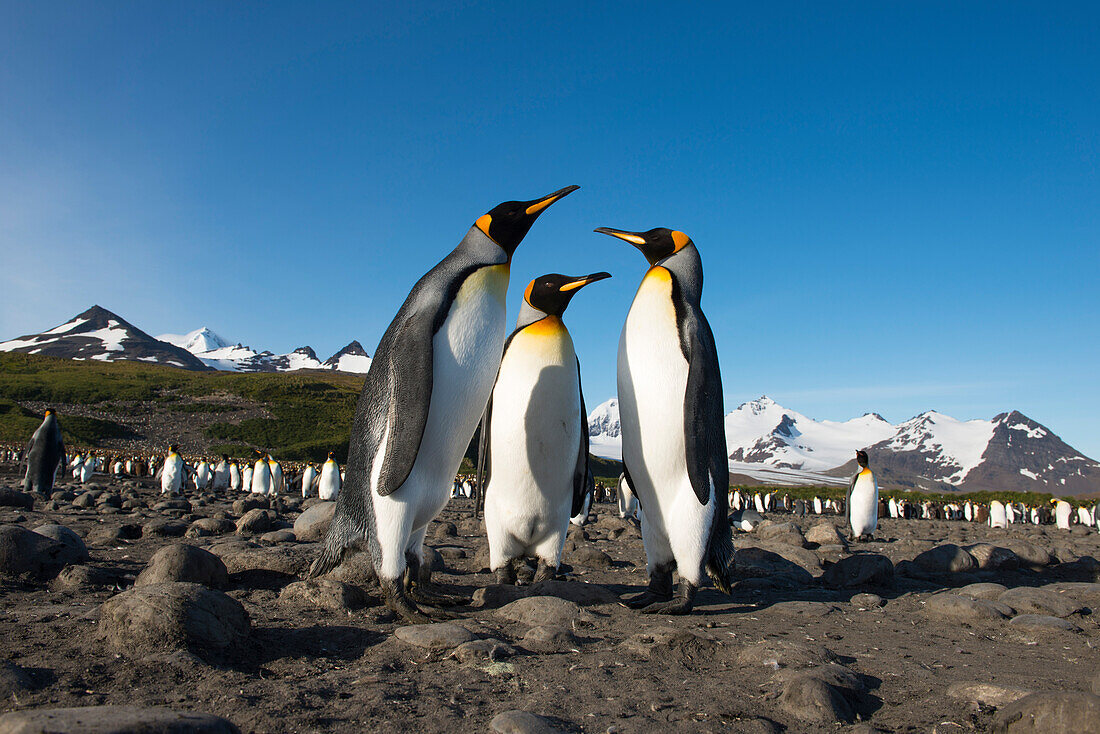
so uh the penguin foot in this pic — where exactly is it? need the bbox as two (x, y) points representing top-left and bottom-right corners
(625, 566), (675, 609)
(494, 566), (517, 586)
(381, 577), (433, 624)
(532, 561), (558, 584)
(625, 590), (674, 609)
(640, 583), (697, 615)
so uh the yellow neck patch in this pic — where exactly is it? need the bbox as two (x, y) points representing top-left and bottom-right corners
(643, 266), (673, 285)
(523, 315), (565, 337)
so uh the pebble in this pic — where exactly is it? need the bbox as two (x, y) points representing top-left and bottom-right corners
(278, 578), (370, 611)
(490, 710), (559, 734)
(0, 705), (239, 733)
(991, 691), (1100, 733)
(292, 501), (334, 541)
(393, 622), (475, 651)
(135, 544), (229, 589)
(234, 508), (274, 535)
(98, 582), (250, 657)
(820, 553), (895, 588)
(520, 624), (577, 653)
(946, 681), (1033, 708)
(495, 596), (594, 627)
(954, 582), (1008, 600)
(850, 592), (885, 609)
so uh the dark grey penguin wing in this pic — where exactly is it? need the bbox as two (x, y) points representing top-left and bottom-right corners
(475, 392), (493, 498)
(356, 253), (490, 498)
(572, 357), (593, 517)
(846, 472), (857, 516)
(675, 289), (728, 507)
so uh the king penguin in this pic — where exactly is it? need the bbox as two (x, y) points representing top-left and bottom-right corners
(478, 272), (610, 584)
(318, 452), (342, 501)
(617, 472), (639, 521)
(846, 450), (878, 541)
(160, 445), (184, 496)
(301, 463), (318, 498)
(23, 409), (64, 495)
(250, 451), (273, 495)
(311, 185), (580, 623)
(595, 225), (733, 614)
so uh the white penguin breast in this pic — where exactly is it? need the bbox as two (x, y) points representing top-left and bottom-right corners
(618, 269), (689, 496)
(382, 264), (508, 527)
(488, 321), (580, 513)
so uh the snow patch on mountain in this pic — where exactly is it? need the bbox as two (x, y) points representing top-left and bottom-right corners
(885, 411), (995, 484)
(158, 327), (232, 355)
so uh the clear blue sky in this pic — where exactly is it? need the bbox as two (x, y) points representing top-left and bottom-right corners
(2, 3), (1098, 457)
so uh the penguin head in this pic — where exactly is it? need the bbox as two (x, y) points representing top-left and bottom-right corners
(856, 450), (869, 468)
(594, 227), (692, 265)
(44, 409), (54, 417)
(523, 272), (612, 317)
(168, 444), (178, 454)
(327, 451), (335, 460)
(475, 185), (580, 257)
(222, 454), (229, 462)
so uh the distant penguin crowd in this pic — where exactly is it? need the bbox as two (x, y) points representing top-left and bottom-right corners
(5, 185), (1099, 626)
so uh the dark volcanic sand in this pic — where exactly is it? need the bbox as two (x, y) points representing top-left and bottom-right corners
(1, 466), (1098, 733)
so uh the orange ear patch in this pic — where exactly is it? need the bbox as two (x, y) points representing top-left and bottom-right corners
(671, 230), (690, 252)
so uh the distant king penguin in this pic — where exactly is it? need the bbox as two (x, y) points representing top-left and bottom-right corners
(318, 452), (342, 501)
(311, 185), (580, 622)
(847, 449), (878, 541)
(596, 225), (733, 614)
(23, 409), (64, 495)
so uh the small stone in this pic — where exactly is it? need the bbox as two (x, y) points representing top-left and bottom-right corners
(820, 553), (894, 589)
(805, 521), (847, 547)
(142, 518), (188, 538)
(777, 665), (863, 723)
(292, 501), (335, 541)
(733, 547), (813, 585)
(991, 691), (1100, 733)
(850, 593), (885, 609)
(98, 582), (250, 657)
(50, 565), (120, 591)
(436, 546), (466, 560)
(1008, 614), (1081, 632)
(914, 544), (977, 574)
(924, 593), (1009, 622)
(0, 524), (69, 580)
(735, 640), (839, 670)
(490, 710), (558, 734)
(433, 521), (458, 539)
(186, 518), (236, 538)
(496, 596), (594, 627)
(136, 544), (229, 589)
(393, 622), (475, 651)
(521, 625), (577, 653)
(946, 682), (1033, 708)
(955, 582), (1008, 600)
(0, 705), (240, 733)
(259, 529), (296, 544)
(570, 546), (612, 570)
(452, 638), (515, 663)
(0, 488), (34, 509)
(998, 587), (1082, 618)
(278, 578), (370, 611)
(153, 498), (192, 512)
(235, 508), (274, 535)
(31, 524), (89, 564)
(231, 496), (268, 515)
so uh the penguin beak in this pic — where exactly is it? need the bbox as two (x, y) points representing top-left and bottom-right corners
(593, 227), (647, 247)
(524, 185), (580, 217)
(559, 272), (612, 292)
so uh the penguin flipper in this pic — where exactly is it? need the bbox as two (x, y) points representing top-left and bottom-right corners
(374, 309), (437, 497)
(681, 313), (728, 507)
(571, 357), (593, 517)
(475, 395), (492, 501)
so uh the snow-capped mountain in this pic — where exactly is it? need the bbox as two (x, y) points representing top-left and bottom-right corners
(156, 328), (339, 373)
(0, 306), (210, 371)
(322, 341), (372, 373)
(586, 394), (1100, 495)
(0, 307), (372, 374)
(587, 398), (621, 460)
(725, 396), (896, 471)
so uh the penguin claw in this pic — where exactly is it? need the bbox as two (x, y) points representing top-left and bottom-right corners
(409, 586), (469, 607)
(639, 598), (695, 615)
(624, 591), (674, 609)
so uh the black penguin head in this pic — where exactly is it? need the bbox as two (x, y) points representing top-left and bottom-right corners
(524, 272), (612, 317)
(168, 444), (178, 454)
(475, 185), (580, 257)
(221, 454), (229, 462)
(327, 451), (335, 460)
(856, 450), (869, 468)
(594, 226), (692, 265)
